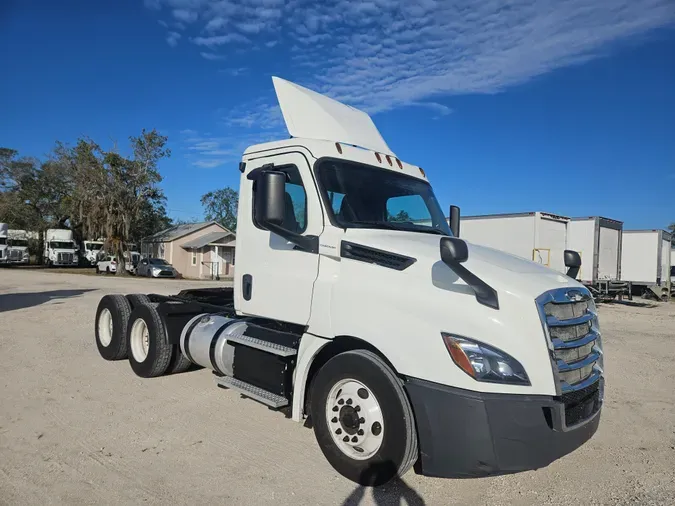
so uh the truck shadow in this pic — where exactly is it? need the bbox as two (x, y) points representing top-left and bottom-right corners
(341, 462), (426, 506)
(0, 289), (95, 312)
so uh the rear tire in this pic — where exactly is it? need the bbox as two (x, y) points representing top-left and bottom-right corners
(127, 303), (172, 378)
(126, 293), (150, 309)
(309, 350), (418, 487)
(167, 346), (192, 374)
(95, 295), (132, 361)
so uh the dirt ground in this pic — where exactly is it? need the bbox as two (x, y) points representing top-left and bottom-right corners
(0, 269), (673, 506)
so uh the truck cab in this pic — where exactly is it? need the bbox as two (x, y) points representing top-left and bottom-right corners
(0, 223), (8, 264)
(44, 229), (78, 266)
(94, 77), (603, 486)
(83, 240), (105, 266)
(7, 229), (31, 264)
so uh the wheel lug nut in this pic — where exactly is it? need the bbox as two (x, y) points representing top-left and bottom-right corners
(351, 436), (358, 443)
(346, 398), (352, 405)
(338, 399), (344, 405)
(343, 436), (349, 442)
(359, 417), (365, 424)
(336, 428), (342, 435)
(357, 429), (364, 436)
(331, 417), (338, 423)
(355, 405), (361, 412)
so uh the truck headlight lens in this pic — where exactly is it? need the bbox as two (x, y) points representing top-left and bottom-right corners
(441, 334), (530, 385)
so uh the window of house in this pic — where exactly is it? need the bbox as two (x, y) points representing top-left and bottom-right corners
(191, 250), (197, 266)
(230, 248), (235, 265)
(253, 165), (307, 233)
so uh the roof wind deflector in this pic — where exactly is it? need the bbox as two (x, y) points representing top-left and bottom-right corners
(272, 76), (395, 156)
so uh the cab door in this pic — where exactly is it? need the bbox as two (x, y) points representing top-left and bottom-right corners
(235, 151), (323, 325)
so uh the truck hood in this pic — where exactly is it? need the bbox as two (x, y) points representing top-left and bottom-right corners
(343, 229), (582, 300)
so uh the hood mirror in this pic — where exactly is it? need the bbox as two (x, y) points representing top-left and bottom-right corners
(564, 249), (581, 279)
(440, 236), (468, 264)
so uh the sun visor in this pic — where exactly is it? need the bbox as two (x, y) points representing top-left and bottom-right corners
(272, 76), (395, 156)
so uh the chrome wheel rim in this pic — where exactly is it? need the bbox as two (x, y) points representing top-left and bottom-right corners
(325, 379), (384, 460)
(130, 318), (150, 362)
(98, 308), (113, 347)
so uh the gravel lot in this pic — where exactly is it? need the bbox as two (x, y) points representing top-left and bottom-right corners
(1, 269), (674, 506)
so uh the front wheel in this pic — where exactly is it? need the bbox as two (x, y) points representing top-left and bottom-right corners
(309, 350), (418, 486)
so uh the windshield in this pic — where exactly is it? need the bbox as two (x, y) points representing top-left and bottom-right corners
(316, 160), (451, 236)
(86, 243), (103, 250)
(10, 239), (28, 247)
(50, 241), (75, 249)
(150, 258), (168, 266)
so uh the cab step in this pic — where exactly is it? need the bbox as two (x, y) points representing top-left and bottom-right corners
(225, 332), (298, 357)
(215, 375), (289, 408)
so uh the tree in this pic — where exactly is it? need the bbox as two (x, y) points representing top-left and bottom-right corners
(201, 187), (238, 231)
(389, 210), (412, 223)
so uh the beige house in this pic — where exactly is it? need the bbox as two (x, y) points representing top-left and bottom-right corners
(142, 221), (235, 279)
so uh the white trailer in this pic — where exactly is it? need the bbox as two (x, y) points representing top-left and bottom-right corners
(620, 230), (672, 300)
(0, 223), (8, 264)
(460, 212), (570, 273)
(566, 217), (630, 300)
(93, 77), (603, 486)
(44, 229), (79, 267)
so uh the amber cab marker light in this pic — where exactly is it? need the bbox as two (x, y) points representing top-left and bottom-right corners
(442, 334), (476, 378)
(396, 158), (403, 169)
(375, 152), (382, 163)
(385, 155), (393, 166)
(335, 142), (342, 154)
(419, 167), (426, 177)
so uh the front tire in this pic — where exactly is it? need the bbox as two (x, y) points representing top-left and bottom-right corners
(95, 295), (132, 360)
(309, 350), (418, 486)
(127, 303), (172, 378)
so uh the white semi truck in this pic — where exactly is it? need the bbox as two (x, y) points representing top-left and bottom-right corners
(44, 229), (79, 266)
(83, 240), (105, 266)
(94, 78), (603, 486)
(7, 229), (33, 264)
(0, 223), (8, 264)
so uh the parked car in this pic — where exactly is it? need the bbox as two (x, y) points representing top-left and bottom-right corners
(96, 256), (118, 274)
(136, 257), (177, 278)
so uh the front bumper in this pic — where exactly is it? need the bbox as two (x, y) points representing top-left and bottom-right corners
(405, 377), (602, 478)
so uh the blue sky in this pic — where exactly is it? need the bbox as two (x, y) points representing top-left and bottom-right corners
(1, 0), (674, 229)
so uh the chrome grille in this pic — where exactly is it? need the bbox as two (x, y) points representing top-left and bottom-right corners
(58, 252), (73, 263)
(9, 249), (22, 260)
(536, 288), (604, 396)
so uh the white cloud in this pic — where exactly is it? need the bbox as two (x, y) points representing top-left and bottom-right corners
(219, 67), (249, 76)
(150, 0), (675, 134)
(192, 33), (250, 47)
(158, 19), (169, 28)
(166, 31), (181, 47)
(200, 51), (226, 60)
(172, 8), (198, 23)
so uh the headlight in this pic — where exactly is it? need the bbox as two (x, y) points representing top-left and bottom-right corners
(441, 333), (530, 385)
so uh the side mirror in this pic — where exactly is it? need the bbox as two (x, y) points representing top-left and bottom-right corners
(254, 170), (286, 228)
(564, 249), (581, 279)
(449, 205), (460, 237)
(440, 236), (469, 264)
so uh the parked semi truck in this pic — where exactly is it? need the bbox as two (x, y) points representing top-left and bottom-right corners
(83, 240), (105, 266)
(620, 229), (672, 300)
(94, 77), (604, 486)
(460, 212), (570, 273)
(566, 217), (630, 300)
(0, 223), (8, 264)
(7, 229), (33, 264)
(44, 229), (79, 266)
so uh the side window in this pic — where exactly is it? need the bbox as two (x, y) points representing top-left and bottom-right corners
(327, 191), (345, 216)
(386, 195), (431, 224)
(191, 251), (197, 266)
(253, 165), (308, 233)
